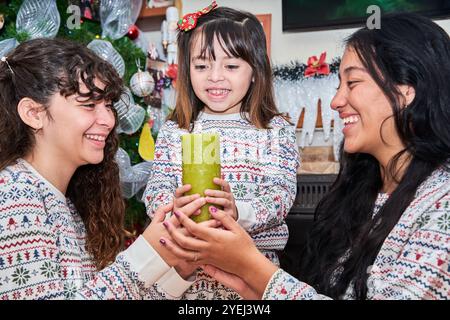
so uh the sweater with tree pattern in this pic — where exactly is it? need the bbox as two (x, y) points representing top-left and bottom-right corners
(263, 164), (450, 300)
(144, 112), (300, 299)
(0, 159), (186, 300)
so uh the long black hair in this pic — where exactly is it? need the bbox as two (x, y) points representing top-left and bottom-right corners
(298, 13), (450, 299)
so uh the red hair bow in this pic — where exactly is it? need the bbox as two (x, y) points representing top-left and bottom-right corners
(304, 52), (330, 77)
(177, 1), (218, 32)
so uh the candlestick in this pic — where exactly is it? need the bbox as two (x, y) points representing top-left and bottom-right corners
(181, 132), (221, 222)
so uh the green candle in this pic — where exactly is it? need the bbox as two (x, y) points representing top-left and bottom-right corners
(181, 132), (221, 222)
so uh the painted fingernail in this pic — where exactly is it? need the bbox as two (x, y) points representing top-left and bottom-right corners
(210, 206), (217, 213)
(163, 221), (169, 229)
(159, 238), (166, 245)
(173, 211), (180, 218)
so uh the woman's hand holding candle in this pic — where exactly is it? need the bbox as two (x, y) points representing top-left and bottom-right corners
(204, 178), (238, 221)
(143, 197), (207, 267)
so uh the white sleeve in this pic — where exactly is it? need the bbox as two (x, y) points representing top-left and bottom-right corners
(156, 268), (197, 298)
(123, 235), (171, 288)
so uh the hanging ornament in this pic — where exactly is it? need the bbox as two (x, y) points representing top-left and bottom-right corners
(138, 120), (155, 161)
(130, 70), (154, 97)
(126, 24), (139, 40)
(130, 59), (155, 97)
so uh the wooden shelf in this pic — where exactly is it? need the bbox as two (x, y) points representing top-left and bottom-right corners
(139, 5), (169, 18)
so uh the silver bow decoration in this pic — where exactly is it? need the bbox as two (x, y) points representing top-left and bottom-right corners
(115, 87), (146, 135)
(100, 0), (142, 40)
(16, 0), (60, 39)
(115, 147), (153, 199)
(0, 39), (19, 57)
(87, 39), (125, 77)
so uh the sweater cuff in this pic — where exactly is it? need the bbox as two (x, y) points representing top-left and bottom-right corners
(123, 235), (171, 288)
(157, 268), (196, 298)
(236, 201), (256, 230)
(262, 268), (284, 299)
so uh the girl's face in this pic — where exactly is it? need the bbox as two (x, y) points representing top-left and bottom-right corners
(331, 47), (405, 161)
(190, 34), (253, 114)
(37, 78), (115, 169)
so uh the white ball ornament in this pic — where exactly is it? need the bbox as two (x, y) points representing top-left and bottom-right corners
(130, 70), (155, 97)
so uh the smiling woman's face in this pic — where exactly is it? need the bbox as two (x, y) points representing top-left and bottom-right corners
(35, 78), (115, 168)
(331, 47), (404, 159)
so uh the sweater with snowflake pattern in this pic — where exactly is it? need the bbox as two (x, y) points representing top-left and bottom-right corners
(0, 159), (190, 300)
(143, 112), (300, 299)
(263, 163), (450, 300)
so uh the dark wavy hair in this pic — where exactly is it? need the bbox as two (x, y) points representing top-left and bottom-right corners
(170, 6), (283, 130)
(298, 13), (450, 299)
(0, 38), (126, 270)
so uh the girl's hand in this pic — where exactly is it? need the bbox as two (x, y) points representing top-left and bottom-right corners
(204, 178), (238, 220)
(174, 184), (202, 216)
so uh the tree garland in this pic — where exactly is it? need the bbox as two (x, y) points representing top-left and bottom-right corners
(273, 58), (341, 81)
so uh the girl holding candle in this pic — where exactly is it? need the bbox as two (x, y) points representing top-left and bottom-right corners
(161, 13), (450, 300)
(0, 38), (213, 299)
(143, 3), (299, 299)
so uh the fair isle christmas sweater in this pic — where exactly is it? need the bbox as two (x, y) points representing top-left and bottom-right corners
(263, 163), (450, 300)
(0, 159), (192, 300)
(144, 112), (300, 299)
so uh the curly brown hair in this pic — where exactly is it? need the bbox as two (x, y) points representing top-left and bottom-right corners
(0, 38), (126, 270)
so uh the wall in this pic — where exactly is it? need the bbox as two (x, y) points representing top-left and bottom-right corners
(139, 0), (450, 149)
(142, 0), (450, 65)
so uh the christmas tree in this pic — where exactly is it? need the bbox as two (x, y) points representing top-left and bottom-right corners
(0, 0), (176, 241)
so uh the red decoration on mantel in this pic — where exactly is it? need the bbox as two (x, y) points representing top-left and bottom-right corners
(305, 52), (330, 77)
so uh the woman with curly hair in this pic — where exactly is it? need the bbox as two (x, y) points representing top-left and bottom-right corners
(0, 38), (208, 299)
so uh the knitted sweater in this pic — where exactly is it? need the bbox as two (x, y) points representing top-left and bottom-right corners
(263, 164), (450, 300)
(143, 112), (300, 299)
(0, 159), (191, 300)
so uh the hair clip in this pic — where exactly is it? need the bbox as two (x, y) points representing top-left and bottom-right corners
(177, 1), (218, 32)
(1, 56), (14, 75)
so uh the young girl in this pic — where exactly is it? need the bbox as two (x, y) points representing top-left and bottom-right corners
(162, 13), (450, 300)
(143, 4), (299, 299)
(0, 38), (209, 299)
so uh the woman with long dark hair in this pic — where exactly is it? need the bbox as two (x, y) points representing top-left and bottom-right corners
(160, 12), (450, 299)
